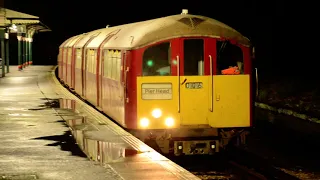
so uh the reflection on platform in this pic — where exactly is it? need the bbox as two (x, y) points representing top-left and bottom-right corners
(55, 98), (166, 165)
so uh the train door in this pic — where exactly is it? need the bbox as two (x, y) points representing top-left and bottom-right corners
(71, 47), (75, 89)
(207, 39), (251, 127)
(74, 48), (82, 94)
(58, 48), (62, 79)
(82, 48), (87, 97)
(62, 48), (67, 81)
(82, 33), (100, 98)
(177, 38), (211, 125)
(121, 51), (126, 105)
(72, 37), (84, 89)
(100, 50), (107, 111)
(66, 48), (72, 84)
(97, 34), (116, 109)
(97, 48), (102, 109)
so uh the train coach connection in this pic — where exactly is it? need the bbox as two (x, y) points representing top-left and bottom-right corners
(58, 9), (256, 156)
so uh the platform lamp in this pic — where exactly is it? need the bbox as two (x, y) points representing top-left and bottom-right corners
(5, 29), (9, 73)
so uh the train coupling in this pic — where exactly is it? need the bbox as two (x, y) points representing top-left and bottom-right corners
(174, 140), (219, 156)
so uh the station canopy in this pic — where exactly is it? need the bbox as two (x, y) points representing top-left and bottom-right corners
(0, 7), (51, 33)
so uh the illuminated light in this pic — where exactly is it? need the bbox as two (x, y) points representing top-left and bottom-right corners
(147, 60), (154, 67)
(151, 108), (162, 118)
(9, 24), (17, 32)
(140, 118), (149, 127)
(172, 60), (177, 65)
(11, 24), (17, 30)
(211, 145), (215, 149)
(165, 117), (174, 127)
(181, 9), (188, 15)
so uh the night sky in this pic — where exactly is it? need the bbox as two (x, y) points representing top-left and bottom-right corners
(5, 0), (282, 78)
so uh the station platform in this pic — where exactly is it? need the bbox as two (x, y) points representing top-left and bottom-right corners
(0, 66), (199, 180)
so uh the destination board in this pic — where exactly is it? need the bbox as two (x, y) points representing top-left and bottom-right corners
(141, 83), (172, 100)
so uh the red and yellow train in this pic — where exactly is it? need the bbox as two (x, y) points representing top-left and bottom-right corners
(58, 10), (255, 156)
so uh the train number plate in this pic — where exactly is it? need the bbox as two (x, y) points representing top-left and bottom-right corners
(185, 82), (203, 89)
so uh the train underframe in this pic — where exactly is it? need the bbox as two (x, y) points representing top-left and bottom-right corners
(131, 126), (249, 156)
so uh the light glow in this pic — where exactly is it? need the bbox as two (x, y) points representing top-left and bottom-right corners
(165, 117), (174, 127)
(151, 108), (162, 118)
(140, 118), (149, 127)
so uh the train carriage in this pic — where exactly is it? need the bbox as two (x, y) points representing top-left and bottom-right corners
(58, 36), (73, 82)
(67, 35), (82, 88)
(58, 10), (255, 155)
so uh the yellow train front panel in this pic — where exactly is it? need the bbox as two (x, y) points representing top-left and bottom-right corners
(210, 75), (250, 127)
(136, 75), (250, 129)
(179, 76), (210, 125)
(137, 76), (180, 129)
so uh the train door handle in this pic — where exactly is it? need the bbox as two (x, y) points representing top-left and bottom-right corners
(209, 55), (213, 112)
(216, 94), (220, 101)
(125, 67), (129, 103)
(177, 55), (180, 113)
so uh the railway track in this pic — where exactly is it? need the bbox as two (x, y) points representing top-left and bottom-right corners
(170, 145), (301, 180)
(228, 160), (268, 180)
(225, 146), (300, 180)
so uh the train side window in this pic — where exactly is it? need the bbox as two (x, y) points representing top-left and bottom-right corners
(103, 50), (108, 77)
(86, 49), (91, 73)
(112, 50), (118, 79)
(116, 51), (121, 81)
(58, 49), (61, 63)
(142, 42), (171, 76)
(67, 48), (72, 64)
(92, 50), (97, 74)
(216, 41), (244, 75)
(87, 49), (96, 73)
(89, 55), (91, 73)
(63, 48), (67, 63)
(76, 49), (82, 69)
(107, 50), (113, 78)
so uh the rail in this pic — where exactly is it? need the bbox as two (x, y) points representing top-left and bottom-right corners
(226, 146), (300, 180)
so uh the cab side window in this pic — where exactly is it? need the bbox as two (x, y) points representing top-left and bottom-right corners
(75, 49), (82, 69)
(216, 41), (244, 75)
(142, 42), (171, 76)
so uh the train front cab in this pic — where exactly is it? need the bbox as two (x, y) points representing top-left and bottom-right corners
(136, 37), (252, 155)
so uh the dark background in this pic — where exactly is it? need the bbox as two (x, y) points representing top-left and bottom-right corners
(4, 0), (283, 79)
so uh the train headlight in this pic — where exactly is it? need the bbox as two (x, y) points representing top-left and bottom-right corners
(140, 118), (149, 127)
(151, 108), (162, 118)
(165, 117), (174, 127)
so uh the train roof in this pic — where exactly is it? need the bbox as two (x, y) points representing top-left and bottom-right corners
(60, 11), (251, 49)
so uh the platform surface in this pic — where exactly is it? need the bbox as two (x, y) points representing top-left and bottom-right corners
(0, 66), (199, 180)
